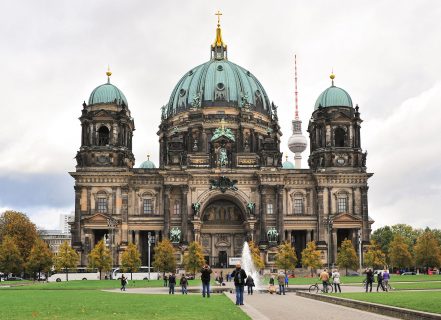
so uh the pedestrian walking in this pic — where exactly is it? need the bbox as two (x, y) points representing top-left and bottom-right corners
(332, 269), (341, 293)
(382, 269), (390, 292)
(376, 270), (385, 292)
(200, 264), (212, 298)
(168, 273), (176, 294)
(277, 272), (286, 295)
(245, 275), (255, 295)
(285, 274), (289, 288)
(231, 262), (247, 305)
(120, 274), (127, 291)
(364, 268), (374, 292)
(180, 274), (188, 294)
(319, 268), (330, 293)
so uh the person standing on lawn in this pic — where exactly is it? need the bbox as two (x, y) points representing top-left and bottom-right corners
(231, 262), (247, 305)
(120, 274), (127, 291)
(168, 273), (176, 294)
(200, 264), (212, 298)
(245, 274), (255, 295)
(180, 274), (188, 294)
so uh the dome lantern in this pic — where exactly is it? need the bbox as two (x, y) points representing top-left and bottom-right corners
(88, 69), (128, 107)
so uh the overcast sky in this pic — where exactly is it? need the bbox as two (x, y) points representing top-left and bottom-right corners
(0, 0), (440, 231)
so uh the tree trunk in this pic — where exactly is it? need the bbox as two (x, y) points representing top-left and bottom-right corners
(130, 270), (133, 281)
(66, 268), (69, 281)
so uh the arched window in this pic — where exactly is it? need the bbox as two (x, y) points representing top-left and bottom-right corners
(173, 200), (181, 215)
(98, 126), (110, 146)
(334, 127), (346, 147)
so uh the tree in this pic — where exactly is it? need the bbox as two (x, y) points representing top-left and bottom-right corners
(414, 231), (441, 271)
(364, 240), (386, 269)
(371, 226), (393, 261)
(0, 210), (38, 262)
(275, 241), (297, 274)
(26, 238), (53, 280)
(301, 241), (322, 276)
(183, 241), (205, 276)
(0, 235), (23, 276)
(54, 241), (79, 281)
(152, 239), (176, 275)
(389, 234), (413, 269)
(337, 239), (358, 275)
(88, 239), (112, 280)
(391, 224), (421, 254)
(248, 240), (264, 270)
(121, 243), (142, 280)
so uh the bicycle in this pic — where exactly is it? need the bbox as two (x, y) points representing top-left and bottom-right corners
(309, 282), (334, 293)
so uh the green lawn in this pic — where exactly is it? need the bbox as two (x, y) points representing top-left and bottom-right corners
(338, 291), (441, 314)
(391, 281), (441, 290)
(0, 279), (203, 290)
(0, 290), (249, 320)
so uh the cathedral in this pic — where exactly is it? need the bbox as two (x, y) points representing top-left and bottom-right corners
(70, 16), (373, 269)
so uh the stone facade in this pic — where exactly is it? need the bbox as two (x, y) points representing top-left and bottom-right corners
(69, 23), (373, 269)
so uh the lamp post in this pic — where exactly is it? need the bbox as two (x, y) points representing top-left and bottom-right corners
(323, 216), (333, 270)
(147, 232), (155, 280)
(358, 228), (363, 271)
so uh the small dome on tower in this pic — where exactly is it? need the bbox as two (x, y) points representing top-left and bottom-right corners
(88, 68), (128, 106)
(314, 74), (352, 110)
(282, 156), (295, 169)
(139, 155), (156, 169)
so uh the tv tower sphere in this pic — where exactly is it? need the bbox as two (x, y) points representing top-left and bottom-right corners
(288, 130), (307, 154)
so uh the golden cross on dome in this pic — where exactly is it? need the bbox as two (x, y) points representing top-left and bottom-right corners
(215, 10), (222, 26)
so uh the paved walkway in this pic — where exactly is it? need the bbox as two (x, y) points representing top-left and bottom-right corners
(104, 284), (398, 319)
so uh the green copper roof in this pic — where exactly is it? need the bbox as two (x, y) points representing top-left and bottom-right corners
(139, 159), (156, 169)
(88, 82), (128, 106)
(165, 59), (271, 118)
(282, 160), (295, 169)
(314, 85), (352, 110)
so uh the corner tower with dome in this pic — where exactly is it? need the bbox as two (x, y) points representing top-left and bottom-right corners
(69, 15), (373, 271)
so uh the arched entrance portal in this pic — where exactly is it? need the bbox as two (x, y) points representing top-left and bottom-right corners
(200, 199), (246, 268)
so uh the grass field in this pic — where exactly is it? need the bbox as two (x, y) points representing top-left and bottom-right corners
(391, 281), (441, 290)
(0, 279), (205, 290)
(338, 291), (441, 314)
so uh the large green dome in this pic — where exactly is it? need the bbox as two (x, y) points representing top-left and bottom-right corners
(314, 85), (352, 110)
(165, 59), (271, 118)
(89, 82), (128, 106)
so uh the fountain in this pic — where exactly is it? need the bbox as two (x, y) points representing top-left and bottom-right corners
(240, 241), (263, 290)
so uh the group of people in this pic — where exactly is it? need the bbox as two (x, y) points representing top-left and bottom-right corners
(162, 273), (189, 294)
(268, 272), (289, 295)
(364, 268), (390, 292)
(319, 268), (342, 293)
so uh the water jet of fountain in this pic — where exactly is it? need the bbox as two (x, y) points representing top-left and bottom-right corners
(240, 241), (263, 290)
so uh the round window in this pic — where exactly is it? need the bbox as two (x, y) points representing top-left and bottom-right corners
(217, 83), (225, 91)
(179, 89), (186, 97)
(217, 65), (223, 71)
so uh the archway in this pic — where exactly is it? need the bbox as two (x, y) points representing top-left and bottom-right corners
(200, 198), (247, 268)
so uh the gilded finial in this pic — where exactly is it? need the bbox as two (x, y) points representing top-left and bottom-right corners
(330, 69), (335, 86)
(106, 65), (112, 83)
(285, 155), (288, 161)
(147, 154), (150, 160)
(215, 10), (222, 27)
(220, 118), (226, 130)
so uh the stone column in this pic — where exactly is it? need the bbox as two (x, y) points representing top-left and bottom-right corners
(316, 187), (324, 242)
(258, 185), (267, 244)
(87, 187), (92, 215)
(306, 229), (312, 243)
(163, 186), (171, 238)
(112, 187), (117, 215)
(361, 186), (369, 241)
(276, 185), (284, 242)
(135, 230), (140, 252)
(287, 230), (292, 244)
(181, 185), (189, 243)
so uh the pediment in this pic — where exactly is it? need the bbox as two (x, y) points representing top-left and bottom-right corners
(94, 109), (113, 118)
(333, 213), (362, 223)
(82, 213), (110, 224)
